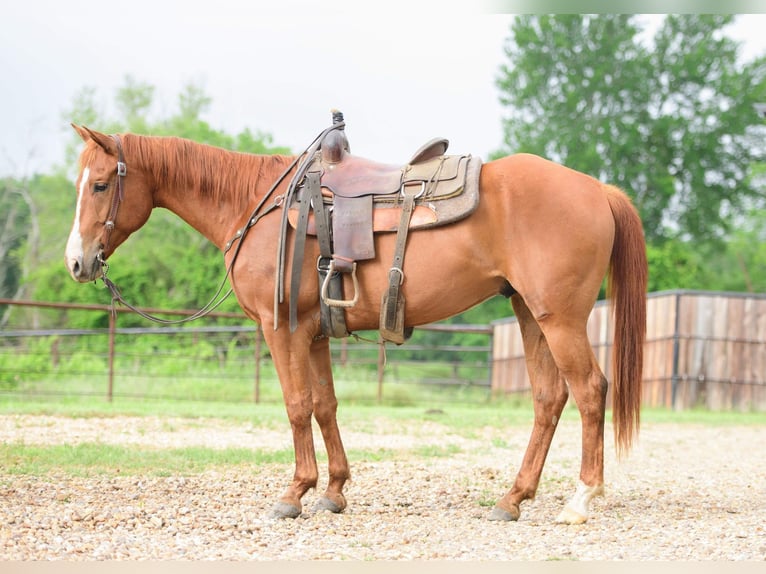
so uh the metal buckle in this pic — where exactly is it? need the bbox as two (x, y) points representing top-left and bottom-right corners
(117, 161), (127, 177)
(316, 256), (332, 273)
(400, 181), (426, 199)
(388, 267), (404, 285)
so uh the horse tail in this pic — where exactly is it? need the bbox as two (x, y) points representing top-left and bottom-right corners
(604, 185), (647, 456)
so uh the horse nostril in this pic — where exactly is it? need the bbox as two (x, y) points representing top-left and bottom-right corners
(68, 257), (82, 279)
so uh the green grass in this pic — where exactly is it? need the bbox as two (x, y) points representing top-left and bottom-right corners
(0, 443), (296, 476)
(1, 395), (763, 478)
(1, 393), (764, 426)
(0, 440), (466, 477)
(0, 396), (290, 425)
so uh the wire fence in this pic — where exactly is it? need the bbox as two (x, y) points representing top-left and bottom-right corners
(0, 299), (494, 406)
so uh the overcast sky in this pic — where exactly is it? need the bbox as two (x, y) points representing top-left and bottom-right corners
(1, 4), (765, 178)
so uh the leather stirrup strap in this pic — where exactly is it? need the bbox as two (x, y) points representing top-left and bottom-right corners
(288, 180), (314, 333)
(288, 171), (333, 333)
(307, 171), (332, 259)
(274, 118), (346, 328)
(383, 189), (417, 333)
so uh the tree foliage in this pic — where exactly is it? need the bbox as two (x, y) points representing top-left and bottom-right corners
(7, 78), (291, 329)
(496, 14), (766, 243)
(0, 179), (33, 300)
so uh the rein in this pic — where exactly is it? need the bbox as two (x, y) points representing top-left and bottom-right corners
(99, 135), (285, 324)
(98, 122), (345, 325)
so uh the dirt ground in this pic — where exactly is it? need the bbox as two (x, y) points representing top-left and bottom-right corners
(1, 413), (764, 560)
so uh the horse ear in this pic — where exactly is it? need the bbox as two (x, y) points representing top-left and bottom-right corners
(71, 124), (118, 155)
(71, 123), (91, 142)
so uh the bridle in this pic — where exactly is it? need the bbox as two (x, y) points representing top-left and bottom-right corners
(96, 135), (127, 274)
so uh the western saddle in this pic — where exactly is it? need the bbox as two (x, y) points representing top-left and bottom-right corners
(276, 111), (482, 343)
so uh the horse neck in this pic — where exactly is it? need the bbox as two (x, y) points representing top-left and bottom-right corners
(124, 134), (295, 250)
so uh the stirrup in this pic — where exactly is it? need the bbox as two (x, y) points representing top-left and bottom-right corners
(320, 259), (359, 308)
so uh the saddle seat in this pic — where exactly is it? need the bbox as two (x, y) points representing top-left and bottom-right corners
(319, 137), (449, 198)
(287, 139), (479, 236)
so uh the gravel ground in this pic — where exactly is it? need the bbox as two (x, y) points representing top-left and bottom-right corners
(0, 413), (764, 560)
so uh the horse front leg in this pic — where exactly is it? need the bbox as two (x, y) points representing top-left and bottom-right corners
(264, 327), (319, 519)
(309, 336), (350, 513)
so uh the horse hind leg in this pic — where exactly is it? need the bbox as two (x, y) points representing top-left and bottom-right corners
(490, 294), (570, 522)
(537, 314), (608, 525)
(308, 337), (350, 514)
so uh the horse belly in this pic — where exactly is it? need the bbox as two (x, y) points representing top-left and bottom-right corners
(341, 221), (503, 331)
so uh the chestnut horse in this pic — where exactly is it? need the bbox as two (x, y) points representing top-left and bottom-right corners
(65, 124), (647, 524)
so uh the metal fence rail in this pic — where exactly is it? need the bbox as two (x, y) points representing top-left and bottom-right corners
(0, 299), (492, 405)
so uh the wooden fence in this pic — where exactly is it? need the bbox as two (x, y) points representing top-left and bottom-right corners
(491, 290), (766, 411)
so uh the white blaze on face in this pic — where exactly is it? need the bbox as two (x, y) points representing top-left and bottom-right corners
(65, 166), (89, 272)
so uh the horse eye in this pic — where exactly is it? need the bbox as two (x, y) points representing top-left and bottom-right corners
(94, 183), (108, 193)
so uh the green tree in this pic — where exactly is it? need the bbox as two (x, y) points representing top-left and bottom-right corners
(702, 207), (766, 292)
(496, 14), (766, 243)
(645, 240), (705, 292)
(13, 77), (291, 329)
(115, 75), (154, 133)
(0, 179), (33, 306)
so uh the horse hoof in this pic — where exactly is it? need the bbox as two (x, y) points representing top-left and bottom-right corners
(270, 501), (302, 519)
(488, 504), (520, 522)
(313, 496), (345, 514)
(555, 505), (588, 525)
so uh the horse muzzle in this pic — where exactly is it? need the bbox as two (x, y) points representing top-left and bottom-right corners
(66, 250), (104, 283)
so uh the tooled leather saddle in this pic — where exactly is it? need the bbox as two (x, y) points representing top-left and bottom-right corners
(276, 111), (482, 343)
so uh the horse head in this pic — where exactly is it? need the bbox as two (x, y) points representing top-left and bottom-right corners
(65, 125), (153, 282)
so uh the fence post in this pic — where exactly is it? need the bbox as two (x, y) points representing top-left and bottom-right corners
(107, 311), (115, 402)
(487, 328), (494, 399)
(377, 337), (385, 404)
(254, 326), (262, 404)
(671, 292), (681, 409)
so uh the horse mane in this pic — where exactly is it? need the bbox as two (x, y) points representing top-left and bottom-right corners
(120, 134), (294, 213)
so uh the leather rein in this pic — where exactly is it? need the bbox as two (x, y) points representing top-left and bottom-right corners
(97, 124), (343, 325)
(98, 135), (284, 324)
